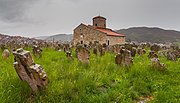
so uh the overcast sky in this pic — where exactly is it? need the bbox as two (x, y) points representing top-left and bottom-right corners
(0, 0), (180, 37)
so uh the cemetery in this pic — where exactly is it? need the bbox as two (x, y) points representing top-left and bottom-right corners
(0, 37), (180, 102)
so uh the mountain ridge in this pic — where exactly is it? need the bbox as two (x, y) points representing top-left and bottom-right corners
(116, 27), (180, 43)
(33, 27), (180, 43)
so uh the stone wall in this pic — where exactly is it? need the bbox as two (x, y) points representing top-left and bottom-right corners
(73, 23), (125, 46)
(93, 18), (106, 28)
(107, 36), (125, 45)
(73, 24), (107, 45)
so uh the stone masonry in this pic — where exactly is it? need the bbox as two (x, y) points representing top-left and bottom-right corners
(73, 16), (125, 46)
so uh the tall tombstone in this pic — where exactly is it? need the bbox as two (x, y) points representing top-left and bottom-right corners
(131, 47), (137, 57)
(76, 44), (90, 63)
(115, 49), (133, 68)
(32, 45), (42, 57)
(13, 48), (48, 92)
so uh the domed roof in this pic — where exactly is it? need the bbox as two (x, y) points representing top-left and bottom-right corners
(93, 16), (106, 20)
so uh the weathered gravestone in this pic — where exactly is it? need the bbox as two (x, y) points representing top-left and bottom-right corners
(115, 49), (133, 68)
(13, 48), (48, 92)
(150, 57), (165, 70)
(2, 49), (10, 59)
(0, 44), (6, 51)
(148, 51), (158, 58)
(131, 47), (137, 57)
(137, 48), (146, 56)
(66, 51), (73, 60)
(32, 45), (42, 57)
(150, 44), (160, 52)
(166, 50), (178, 61)
(63, 43), (71, 53)
(76, 44), (90, 63)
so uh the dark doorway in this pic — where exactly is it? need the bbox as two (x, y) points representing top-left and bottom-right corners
(81, 41), (83, 44)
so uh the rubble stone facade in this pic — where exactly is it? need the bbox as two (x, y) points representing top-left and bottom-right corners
(73, 16), (125, 46)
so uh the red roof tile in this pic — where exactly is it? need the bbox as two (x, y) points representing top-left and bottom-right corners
(96, 28), (125, 37)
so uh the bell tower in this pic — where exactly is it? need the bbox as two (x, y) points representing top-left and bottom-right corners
(93, 16), (106, 28)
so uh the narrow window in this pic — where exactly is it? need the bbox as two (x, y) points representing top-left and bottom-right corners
(81, 41), (83, 44)
(108, 40), (110, 45)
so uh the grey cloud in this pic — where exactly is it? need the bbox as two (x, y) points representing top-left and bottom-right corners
(0, 0), (39, 22)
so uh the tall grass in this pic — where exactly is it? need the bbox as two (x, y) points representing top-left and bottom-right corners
(0, 48), (179, 103)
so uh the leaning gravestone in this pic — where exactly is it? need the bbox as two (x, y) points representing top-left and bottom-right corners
(76, 45), (90, 63)
(13, 48), (48, 92)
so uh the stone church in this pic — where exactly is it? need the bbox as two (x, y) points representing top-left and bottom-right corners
(72, 16), (125, 46)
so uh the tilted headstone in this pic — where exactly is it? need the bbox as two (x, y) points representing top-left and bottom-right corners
(13, 48), (48, 92)
(76, 44), (90, 63)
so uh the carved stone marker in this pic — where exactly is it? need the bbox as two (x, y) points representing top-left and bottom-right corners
(13, 48), (48, 92)
(115, 49), (133, 68)
(76, 45), (90, 63)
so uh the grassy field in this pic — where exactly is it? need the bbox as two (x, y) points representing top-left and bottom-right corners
(0, 48), (180, 103)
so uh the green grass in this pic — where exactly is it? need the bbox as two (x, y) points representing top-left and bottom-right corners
(0, 48), (180, 103)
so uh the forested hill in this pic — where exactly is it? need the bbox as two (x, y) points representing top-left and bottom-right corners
(116, 27), (180, 43)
